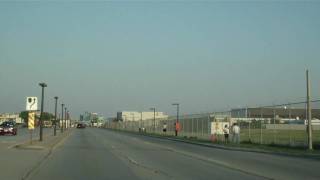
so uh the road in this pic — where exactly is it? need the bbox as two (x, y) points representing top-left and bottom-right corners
(25, 128), (320, 180)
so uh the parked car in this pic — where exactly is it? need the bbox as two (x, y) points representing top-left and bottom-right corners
(76, 123), (86, 129)
(0, 121), (17, 135)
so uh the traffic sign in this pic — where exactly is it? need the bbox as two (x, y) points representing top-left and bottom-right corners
(28, 112), (35, 130)
(26, 97), (38, 111)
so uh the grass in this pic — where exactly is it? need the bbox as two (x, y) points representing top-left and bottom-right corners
(240, 129), (320, 146)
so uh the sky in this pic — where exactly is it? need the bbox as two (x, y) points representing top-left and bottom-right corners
(0, 0), (320, 118)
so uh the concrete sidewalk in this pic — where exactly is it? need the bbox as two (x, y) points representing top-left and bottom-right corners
(15, 129), (72, 150)
(0, 129), (73, 180)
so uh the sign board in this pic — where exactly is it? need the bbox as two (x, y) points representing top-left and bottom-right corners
(211, 122), (229, 135)
(28, 112), (35, 130)
(26, 97), (38, 111)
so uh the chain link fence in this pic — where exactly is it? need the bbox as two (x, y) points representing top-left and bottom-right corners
(104, 100), (320, 148)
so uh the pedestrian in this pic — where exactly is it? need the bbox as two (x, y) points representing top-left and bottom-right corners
(175, 122), (180, 136)
(232, 123), (240, 144)
(163, 123), (167, 134)
(223, 124), (229, 144)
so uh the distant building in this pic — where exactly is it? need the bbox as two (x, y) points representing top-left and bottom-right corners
(79, 112), (106, 127)
(231, 107), (320, 123)
(0, 113), (23, 124)
(117, 111), (169, 122)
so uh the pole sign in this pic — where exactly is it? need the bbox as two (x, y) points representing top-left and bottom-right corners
(28, 112), (35, 130)
(26, 97), (38, 111)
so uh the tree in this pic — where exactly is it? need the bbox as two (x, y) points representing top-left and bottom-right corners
(19, 111), (29, 124)
(20, 111), (54, 123)
(41, 112), (54, 121)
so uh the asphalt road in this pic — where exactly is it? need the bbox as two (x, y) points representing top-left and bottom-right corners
(26, 128), (320, 180)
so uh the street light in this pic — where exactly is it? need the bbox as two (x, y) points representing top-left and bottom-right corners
(172, 103), (180, 136)
(61, 103), (64, 133)
(54, 96), (58, 136)
(150, 108), (156, 133)
(39, 82), (47, 141)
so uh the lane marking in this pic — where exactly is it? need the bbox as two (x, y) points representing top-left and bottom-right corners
(144, 139), (271, 179)
(94, 130), (175, 179)
(105, 129), (272, 180)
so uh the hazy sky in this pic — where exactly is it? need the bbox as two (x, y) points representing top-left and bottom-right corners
(0, 1), (319, 118)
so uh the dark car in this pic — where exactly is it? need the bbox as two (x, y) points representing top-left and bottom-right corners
(0, 121), (17, 136)
(76, 123), (86, 129)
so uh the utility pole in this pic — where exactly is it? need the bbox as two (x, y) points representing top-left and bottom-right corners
(39, 82), (47, 141)
(306, 69), (313, 150)
(54, 96), (58, 136)
(61, 104), (64, 133)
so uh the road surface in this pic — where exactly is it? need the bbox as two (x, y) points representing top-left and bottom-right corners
(26, 128), (320, 180)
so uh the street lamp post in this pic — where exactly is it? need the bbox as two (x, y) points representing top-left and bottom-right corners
(172, 103), (180, 136)
(61, 104), (64, 133)
(150, 108), (156, 133)
(54, 96), (58, 136)
(39, 82), (47, 141)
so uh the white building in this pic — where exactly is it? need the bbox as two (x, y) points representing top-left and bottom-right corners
(117, 111), (169, 121)
(0, 113), (23, 124)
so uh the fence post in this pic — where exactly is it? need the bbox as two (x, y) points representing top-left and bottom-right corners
(202, 117), (204, 138)
(248, 111), (251, 142)
(288, 104), (293, 146)
(191, 118), (194, 137)
(273, 108), (276, 144)
(260, 108), (263, 144)
(196, 118), (199, 138)
(208, 115), (210, 138)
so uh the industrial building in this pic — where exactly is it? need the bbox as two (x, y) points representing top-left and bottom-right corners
(231, 108), (320, 120)
(0, 113), (23, 124)
(117, 111), (169, 121)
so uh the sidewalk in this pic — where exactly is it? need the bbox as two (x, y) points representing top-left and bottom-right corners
(15, 128), (73, 150)
(0, 129), (73, 180)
